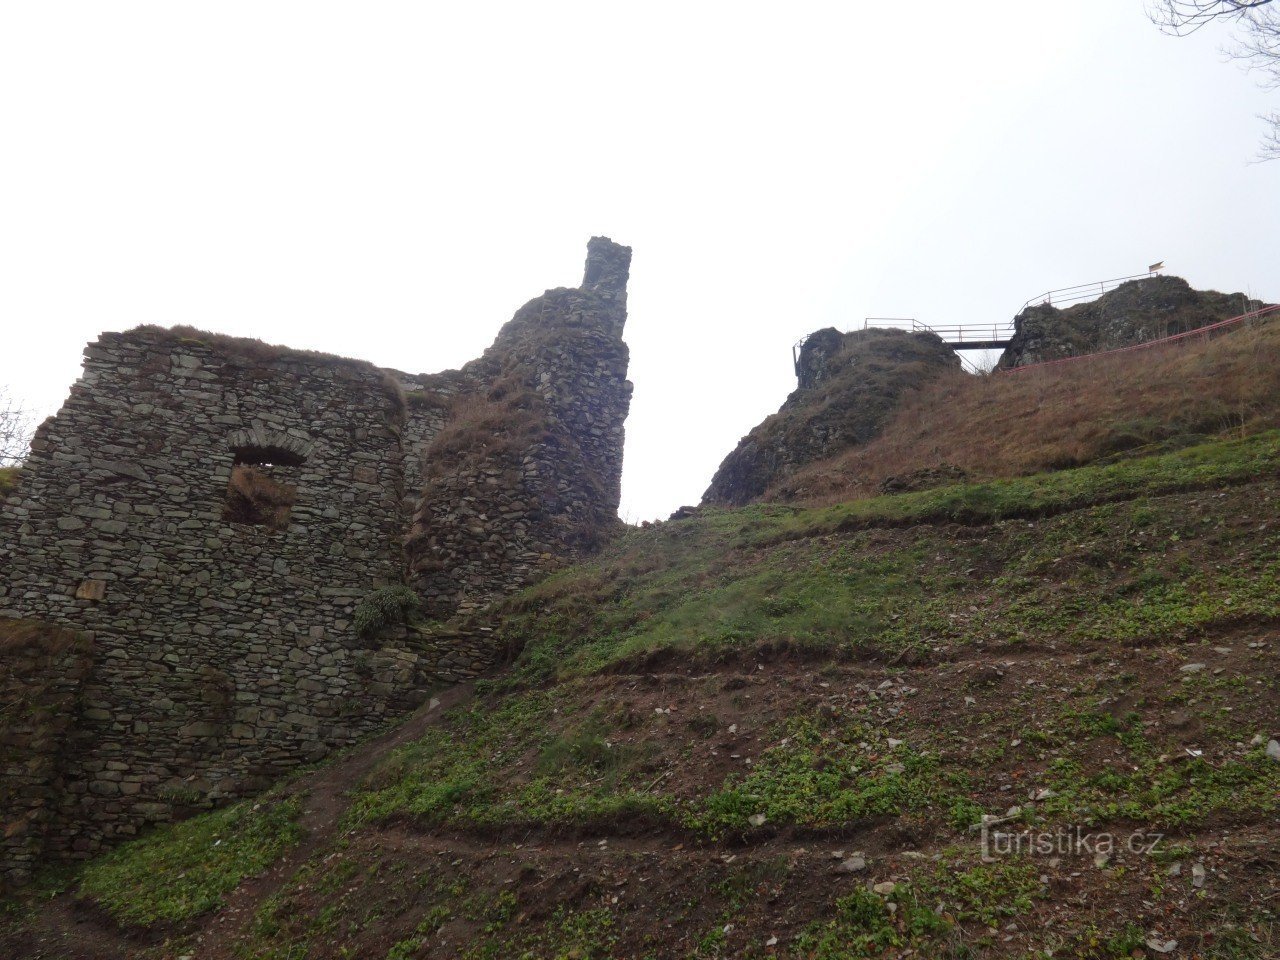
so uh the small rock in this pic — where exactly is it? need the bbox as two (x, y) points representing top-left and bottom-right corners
(1180, 663), (1206, 674)
(766, 935), (778, 947)
(835, 855), (867, 874)
(884, 762), (906, 775)
(873, 881), (896, 895)
(1192, 862), (1206, 888)
(748, 813), (767, 827)
(886, 738), (903, 749)
(1146, 937), (1178, 954)
(1266, 740), (1280, 762)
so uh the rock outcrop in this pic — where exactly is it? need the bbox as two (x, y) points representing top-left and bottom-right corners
(997, 276), (1260, 370)
(703, 327), (959, 506)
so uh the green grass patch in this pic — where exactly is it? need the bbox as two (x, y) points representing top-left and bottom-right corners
(487, 430), (1280, 682)
(763, 428), (1280, 542)
(78, 793), (305, 925)
(350, 700), (979, 841)
(793, 858), (1042, 956)
(694, 716), (975, 838)
(1038, 748), (1280, 828)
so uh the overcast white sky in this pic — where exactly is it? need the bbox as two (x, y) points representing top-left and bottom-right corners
(2, 2), (1276, 520)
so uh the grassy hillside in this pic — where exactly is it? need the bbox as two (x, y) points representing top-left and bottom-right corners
(5, 429), (1278, 959)
(773, 319), (1280, 504)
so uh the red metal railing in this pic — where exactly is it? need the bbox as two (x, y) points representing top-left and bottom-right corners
(1005, 303), (1280, 374)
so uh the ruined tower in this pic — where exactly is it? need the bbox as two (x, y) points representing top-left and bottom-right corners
(0, 237), (633, 886)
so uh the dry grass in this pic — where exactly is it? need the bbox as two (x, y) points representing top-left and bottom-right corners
(421, 382), (551, 483)
(775, 319), (1280, 504)
(223, 465), (296, 531)
(127, 324), (380, 370)
(0, 617), (85, 658)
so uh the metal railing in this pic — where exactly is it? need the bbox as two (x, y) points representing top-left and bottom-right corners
(910, 319), (1015, 345)
(861, 317), (916, 330)
(1018, 271), (1160, 312)
(792, 270), (1196, 371)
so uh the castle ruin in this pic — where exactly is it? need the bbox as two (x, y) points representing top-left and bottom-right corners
(0, 237), (633, 887)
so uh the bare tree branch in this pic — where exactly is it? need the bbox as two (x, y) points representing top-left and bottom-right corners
(1149, 1), (1275, 36)
(0, 388), (35, 467)
(1148, 0), (1280, 157)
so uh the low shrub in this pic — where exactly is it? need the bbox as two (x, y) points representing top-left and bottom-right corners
(353, 585), (422, 638)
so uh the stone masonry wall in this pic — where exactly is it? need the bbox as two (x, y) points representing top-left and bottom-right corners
(0, 330), (425, 872)
(0, 237), (634, 886)
(0, 620), (94, 889)
(404, 237), (633, 616)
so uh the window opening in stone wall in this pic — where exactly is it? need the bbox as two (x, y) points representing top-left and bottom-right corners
(222, 445), (302, 531)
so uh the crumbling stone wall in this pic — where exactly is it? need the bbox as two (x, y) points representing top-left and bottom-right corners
(0, 237), (634, 884)
(0, 329), (420, 871)
(404, 237), (632, 616)
(0, 620), (93, 889)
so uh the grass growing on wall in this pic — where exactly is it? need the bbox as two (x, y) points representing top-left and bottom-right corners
(0, 466), (18, 497)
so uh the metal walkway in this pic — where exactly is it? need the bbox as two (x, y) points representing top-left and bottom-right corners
(792, 270), (1170, 371)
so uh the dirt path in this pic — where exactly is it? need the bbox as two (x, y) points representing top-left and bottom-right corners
(196, 683), (474, 959)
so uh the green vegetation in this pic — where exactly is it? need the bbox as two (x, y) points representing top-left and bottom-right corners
(77, 793), (304, 925)
(17, 427), (1280, 956)
(490, 430), (1280, 682)
(0, 465), (18, 496)
(347, 691), (674, 833)
(353, 584), (422, 638)
(694, 716), (974, 837)
(793, 859), (1042, 956)
(753, 428), (1280, 542)
(1038, 749), (1280, 828)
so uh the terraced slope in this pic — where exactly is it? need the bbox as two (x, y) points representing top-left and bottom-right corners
(4, 433), (1280, 959)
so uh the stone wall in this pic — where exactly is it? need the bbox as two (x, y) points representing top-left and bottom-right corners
(0, 237), (633, 885)
(404, 237), (633, 616)
(0, 620), (94, 889)
(0, 329), (426, 873)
